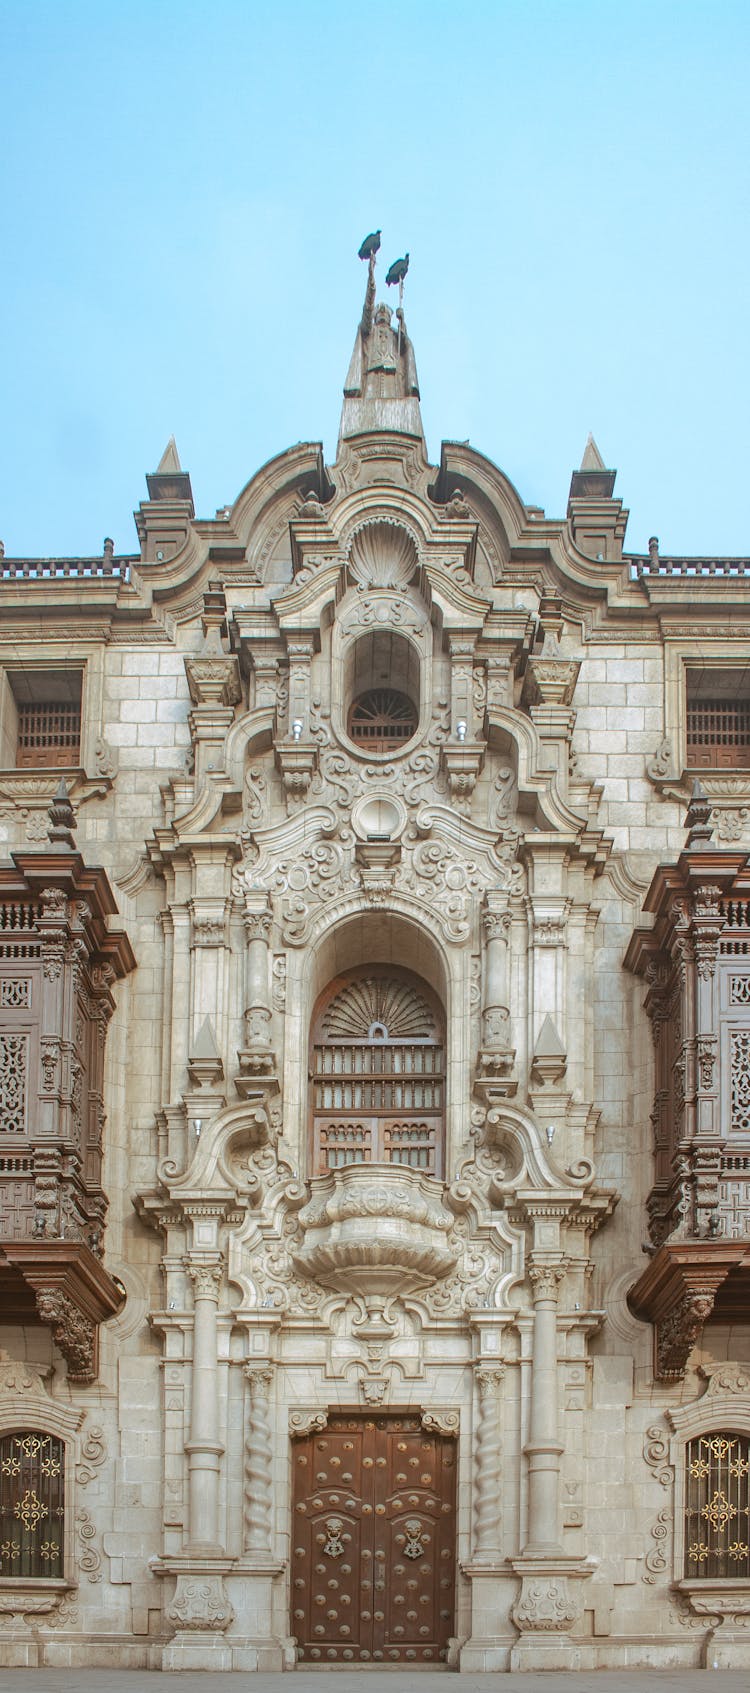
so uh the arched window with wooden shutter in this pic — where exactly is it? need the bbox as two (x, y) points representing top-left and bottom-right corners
(310, 967), (445, 1178)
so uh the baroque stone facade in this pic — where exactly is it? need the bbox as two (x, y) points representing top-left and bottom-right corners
(0, 255), (749, 1671)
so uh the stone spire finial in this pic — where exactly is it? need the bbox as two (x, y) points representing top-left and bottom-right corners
(685, 778), (714, 851)
(580, 432), (606, 472)
(47, 778), (76, 851)
(145, 437), (194, 509)
(156, 436), (182, 474)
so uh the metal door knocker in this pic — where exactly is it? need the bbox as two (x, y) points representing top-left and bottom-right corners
(403, 1517), (425, 1558)
(323, 1516), (346, 1557)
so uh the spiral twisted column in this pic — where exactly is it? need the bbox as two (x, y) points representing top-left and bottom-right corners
(473, 1366), (505, 1557)
(244, 1366), (274, 1554)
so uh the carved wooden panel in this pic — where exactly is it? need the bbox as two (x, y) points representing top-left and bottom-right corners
(291, 1413), (456, 1663)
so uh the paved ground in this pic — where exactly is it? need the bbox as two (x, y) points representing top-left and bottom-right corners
(0, 1675), (748, 1692)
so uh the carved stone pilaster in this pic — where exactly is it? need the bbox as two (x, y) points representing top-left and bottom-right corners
(475, 897), (516, 1099)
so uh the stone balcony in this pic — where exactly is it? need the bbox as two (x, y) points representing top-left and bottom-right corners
(291, 1164), (457, 1296)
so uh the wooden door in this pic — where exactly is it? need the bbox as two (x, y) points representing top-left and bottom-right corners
(291, 1413), (456, 1664)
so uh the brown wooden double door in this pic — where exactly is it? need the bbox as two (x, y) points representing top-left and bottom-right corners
(291, 1413), (456, 1664)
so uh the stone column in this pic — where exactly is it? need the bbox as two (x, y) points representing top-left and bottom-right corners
(473, 1367), (504, 1558)
(482, 900), (511, 1052)
(243, 1366), (274, 1555)
(242, 901), (273, 1055)
(185, 1256), (225, 1555)
(524, 1260), (565, 1556)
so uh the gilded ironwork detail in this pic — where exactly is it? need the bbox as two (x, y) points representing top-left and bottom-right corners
(685, 1433), (750, 1579)
(0, 1430), (64, 1578)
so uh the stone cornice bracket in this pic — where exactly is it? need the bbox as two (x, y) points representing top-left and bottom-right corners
(440, 741), (485, 812)
(522, 644), (581, 712)
(274, 737), (319, 806)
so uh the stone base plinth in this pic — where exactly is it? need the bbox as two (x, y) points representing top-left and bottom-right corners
(460, 1563), (515, 1670)
(161, 1630), (234, 1671)
(509, 1632), (582, 1671)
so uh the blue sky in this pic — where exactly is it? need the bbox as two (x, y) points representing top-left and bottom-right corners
(2, 0), (748, 558)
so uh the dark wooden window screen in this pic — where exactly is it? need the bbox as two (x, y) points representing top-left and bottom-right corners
(684, 1433), (750, 1578)
(686, 698), (750, 770)
(0, 1430), (64, 1578)
(311, 973), (445, 1177)
(348, 689), (417, 752)
(16, 702), (81, 768)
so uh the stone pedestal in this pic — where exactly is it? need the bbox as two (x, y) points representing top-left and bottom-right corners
(459, 1566), (516, 1671)
(227, 1560), (287, 1671)
(509, 1556), (592, 1671)
(159, 1561), (235, 1671)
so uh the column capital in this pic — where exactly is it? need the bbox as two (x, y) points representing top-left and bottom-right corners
(185, 1255), (224, 1299)
(528, 1259), (567, 1304)
(475, 1365), (505, 1398)
(244, 1364), (273, 1395)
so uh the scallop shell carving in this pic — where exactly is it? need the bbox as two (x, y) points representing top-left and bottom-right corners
(348, 521), (418, 590)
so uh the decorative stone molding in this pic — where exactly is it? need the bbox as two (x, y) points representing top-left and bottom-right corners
(440, 742), (485, 811)
(289, 1408), (329, 1438)
(421, 1408), (460, 1437)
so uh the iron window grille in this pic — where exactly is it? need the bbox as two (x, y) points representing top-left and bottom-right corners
(0, 1430), (65, 1579)
(684, 1432), (750, 1578)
